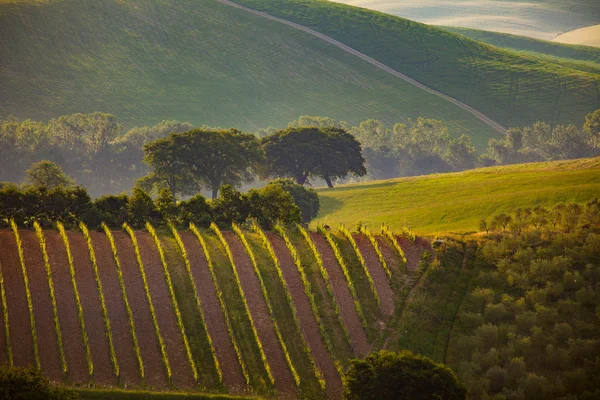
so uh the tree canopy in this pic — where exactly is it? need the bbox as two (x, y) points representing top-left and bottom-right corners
(25, 160), (74, 188)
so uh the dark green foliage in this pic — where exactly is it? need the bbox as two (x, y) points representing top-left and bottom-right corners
(25, 160), (74, 188)
(176, 194), (213, 228)
(0, 365), (76, 400)
(265, 179), (319, 223)
(343, 350), (466, 400)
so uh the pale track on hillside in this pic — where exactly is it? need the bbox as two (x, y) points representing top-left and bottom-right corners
(218, 0), (506, 134)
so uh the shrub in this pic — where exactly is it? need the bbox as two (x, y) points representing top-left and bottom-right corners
(485, 366), (508, 393)
(343, 350), (466, 400)
(176, 194), (212, 228)
(265, 178), (319, 222)
(0, 365), (76, 400)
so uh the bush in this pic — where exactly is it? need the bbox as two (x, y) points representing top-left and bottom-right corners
(343, 350), (467, 400)
(265, 178), (320, 222)
(0, 365), (76, 400)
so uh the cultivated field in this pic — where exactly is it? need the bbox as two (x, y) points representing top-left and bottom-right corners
(0, 222), (426, 399)
(313, 157), (600, 234)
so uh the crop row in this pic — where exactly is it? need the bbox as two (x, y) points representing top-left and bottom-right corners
(34, 222), (67, 375)
(168, 223), (222, 385)
(146, 222), (198, 383)
(316, 225), (367, 328)
(296, 224), (351, 348)
(80, 222), (119, 379)
(358, 225), (392, 279)
(210, 223), (274, 387)
(189, 223), (250, 388)
(232, 223), (299, 388)
(0, 258), (12, 366)
(338, 224), (381, 308)
(101, 223), (145, 380)
(381, 224), (407, 267)
(11, 220), (40, 370)
(122, 223), (171, 381)
(249, 221), (326, 391)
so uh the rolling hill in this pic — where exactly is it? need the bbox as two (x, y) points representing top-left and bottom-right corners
(554, 24), (600, 48)
(312, 157), (600, 234)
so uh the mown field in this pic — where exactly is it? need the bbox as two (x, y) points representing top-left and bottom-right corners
(313, 157), (600, 235)
(0, 220), (427, 399)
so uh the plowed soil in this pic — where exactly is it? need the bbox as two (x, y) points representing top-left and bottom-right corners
(266, 232), (342, 400)
(89, 231), (141, 388)
(353, 234), (394, 316)
(396, 236), (422, 271)
(221, 232), (296, 398)
(20, 231), (62, 381)
(67, 231), (116, 385)
(0, 231), (35, 369)
(310, 233), (370, 358)
(375, 236), (402, 277)
(135, 232), (196, 390)
(45, 231), (89, 384)
(179, 231), (246, 393)
(112, 231), (168, 389)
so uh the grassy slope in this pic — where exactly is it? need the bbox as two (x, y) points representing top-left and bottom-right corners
(312, 157), (600, 235)
(0, 0), (499, 148)
(231, 0), (600, 129)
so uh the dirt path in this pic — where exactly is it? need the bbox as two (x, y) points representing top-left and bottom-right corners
(266, 232), (342, 400)
(218, 0), (506, 135)
(20, 231), (62, 382)
(353, 234), (394, 317)
(396, 236), (422, 272)
(222, 232), (296, 398)
(135, 232), (196, 390)
(310, 233), (370, 358)
(67, 231), (116, 386)
(375, 236), (402, 277)
(45, 231), (89, 384)
(90, 231), (141, 388)
(180, 232), (246, 394)
(0, 231), (36, 369)
(113, 231), (168, 389)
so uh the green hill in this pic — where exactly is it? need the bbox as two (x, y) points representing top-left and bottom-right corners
(312, 157), (600, 234)
(230, 0), (600, 129)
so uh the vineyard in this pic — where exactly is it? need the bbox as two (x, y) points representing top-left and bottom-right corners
(0, 222), (428, 399)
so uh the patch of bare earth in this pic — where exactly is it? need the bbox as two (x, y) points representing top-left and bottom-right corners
(353, 234), (394, 317)
(310, 233), (370, 358)
(0, 231), (35, 369)
(222, 232), (296, 398)
(135, 232), (196, 390)
(90, 231), (141, 388)
(67, 231), (116, 386)
(113, 231), (168, 389)
(179, 231), (246, 394)
(266, 232), (342, 400)
(396, 236), (422, 272)
(20, 231), (62, 382)
(375, 236), (401, 276)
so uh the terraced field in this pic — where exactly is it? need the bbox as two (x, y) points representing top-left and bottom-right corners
(0, 223), (426, 399)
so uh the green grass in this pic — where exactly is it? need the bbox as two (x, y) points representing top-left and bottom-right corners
(75, 388), (258, 400)
(0, 0), (499, 148)
(313, 157), (600, 235)
(231, 0), (600, 130)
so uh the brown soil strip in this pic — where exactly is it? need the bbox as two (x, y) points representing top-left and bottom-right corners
(89, 231), (141, 388)
(0, 231), (35, 369)
(135, 231), (196, 390)
(0, 256), (6, 366)
(310, 233), (370, 358)
(222, 231), (296, 398)
(395, 236), (423, 272)
(44, 231), (89, 384)
(266, 232), (342, 400)
(20, 231), (62, 382)
(179, 232), (246, 394)
(375, 236), (402, 277)
(67, 231), (116, 386)
(112, 231), (168, 389)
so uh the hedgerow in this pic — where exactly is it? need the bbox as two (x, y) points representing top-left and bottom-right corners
(57, 221), (93, 378)
(316, 225), (367, 328)
(146, 222), (198, 383)
(249, 220), (326, 390)
(189, 223), (249, 388)
(232, 223), (299, 389)
(34, 222), (67, 375)
(0, 260), (12, 366)
(168, 222), (222, 385)
(122, 223), (171, 381)
(210, 222), (275, 387)
(101, 223), (144, 380)
(358, 225), (391, 280)
(338, 224), (381, 307)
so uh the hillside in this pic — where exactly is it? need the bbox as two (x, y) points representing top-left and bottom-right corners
(554, 24), (600, 48)
(313, 157), (600, 234)
(0, 0), (499, 147)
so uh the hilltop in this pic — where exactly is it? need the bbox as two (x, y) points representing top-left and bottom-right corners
(313, 157), (600, 234)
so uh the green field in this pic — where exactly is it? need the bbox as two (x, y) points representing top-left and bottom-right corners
(312, 157), (600, 235)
